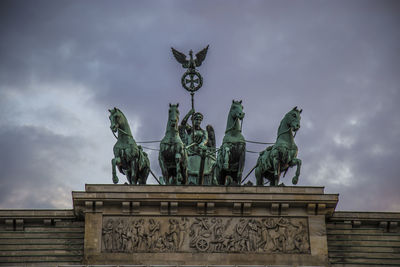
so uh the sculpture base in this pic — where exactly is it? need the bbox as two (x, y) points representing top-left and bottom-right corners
(72, 185), (338, 266)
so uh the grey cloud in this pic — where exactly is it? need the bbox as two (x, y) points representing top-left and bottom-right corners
(0, 125), (86, 208)
(0, 0), (399, 211)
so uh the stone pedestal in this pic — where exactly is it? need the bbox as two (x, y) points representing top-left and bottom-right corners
(72, 185), (338, 266)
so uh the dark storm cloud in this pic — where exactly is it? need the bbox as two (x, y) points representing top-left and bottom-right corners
(0, 0), (399, 210)
(0, 125), (85, 208)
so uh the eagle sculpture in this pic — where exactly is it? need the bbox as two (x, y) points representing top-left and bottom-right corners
(171, 45), (209, 70)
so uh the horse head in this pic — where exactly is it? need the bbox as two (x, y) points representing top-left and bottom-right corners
(283, 106), (302, 133)
(230, 100), (245, 121)
(109, 107), (132, 138)
(225, 100), (245, 134)
(167, 103), (180, 132)
(109, 107), (122, 134)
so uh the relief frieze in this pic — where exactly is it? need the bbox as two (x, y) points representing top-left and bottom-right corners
(102, 216), (310, 254)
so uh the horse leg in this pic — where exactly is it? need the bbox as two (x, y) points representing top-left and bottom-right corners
(237, 146), (246, 184)
(139, 167), (149, 185)
(271, 157), (280, 186)
(175, 153), (182, 185)
(290, 158), (302, 185)
(223, 146), (230, 170)
(112, 157), (120, 184)
(158, 152), (169, 185)
(126, 170), (132, 185)
(255, 166), (263, 186)
(215, 163), (222, 185)
(130, 160), (137, 185)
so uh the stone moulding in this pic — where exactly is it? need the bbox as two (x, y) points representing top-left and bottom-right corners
(101, 216), (310, 254)
(72, 185), (338, 218)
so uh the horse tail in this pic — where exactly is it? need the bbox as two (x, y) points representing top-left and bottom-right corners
(257, 148), (271, 172)
(138, 146), (149, 172)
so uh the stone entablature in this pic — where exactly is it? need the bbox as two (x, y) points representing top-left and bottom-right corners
(73, 185), (338, 266)
(1, 185), (399, 266)
(327, 211), (400, 266)
(0, 210), (84, 266)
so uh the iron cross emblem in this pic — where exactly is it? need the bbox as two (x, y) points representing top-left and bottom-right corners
(171, 45), (209, 93)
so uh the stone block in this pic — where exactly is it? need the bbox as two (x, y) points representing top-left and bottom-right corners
(233, 202), (241, 214)
(5, 219), (13, 231)
(206, 202), (215, 214)
(85, 201), (94, 213)
(389, 221), (398, 233)
(160, 202), (168, 215)
(379, 221), (388, 230)
(132, 201), (140, 214)
(271, 203), (279, 215)
(197, 202), (205, 214)
(352, 220), (361, 228)
(170, 202), (178, 214)
(95, 201), (103, 212)
(243, 202), (252, 215)
(317, 204), (326, 215)
(122, 202), (130, 213)
(281, 203), (289, 215)
(15, 219), (23, 231)
(307, 204), (316, 215)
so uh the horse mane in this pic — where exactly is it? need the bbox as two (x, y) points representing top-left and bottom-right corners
(277, 116), (286, 137)
(114, 108), (134, 138)
(225, 101), (241, 133)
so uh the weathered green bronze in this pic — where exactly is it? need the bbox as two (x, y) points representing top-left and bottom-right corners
(109, 108), (150, 184)
(255, 107), (302, 186)
(171, 45), (209, 93)
(171, 45), (213, 185)
(159, 103), (188, 185)
(179, 109), (216, 185)
(216, 100), (246, 185)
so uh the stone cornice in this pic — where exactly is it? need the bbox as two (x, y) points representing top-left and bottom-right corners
(72, 185), (339, 218)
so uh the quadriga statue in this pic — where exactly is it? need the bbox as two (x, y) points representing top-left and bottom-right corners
(255, 107), (302, 186)
(109, 107), (150, 184)
(159, 103), (188, 185)
(216, 100), (246, 185)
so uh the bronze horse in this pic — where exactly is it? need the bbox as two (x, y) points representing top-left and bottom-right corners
(255, 107), (302, 186)
(109, 107), (150, 184)
(159, 103), (188, 185)
(216, 100), (246, 185)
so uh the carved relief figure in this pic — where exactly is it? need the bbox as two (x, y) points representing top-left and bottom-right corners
(101, 216), (310, 254)
(102, 219), (114, 251)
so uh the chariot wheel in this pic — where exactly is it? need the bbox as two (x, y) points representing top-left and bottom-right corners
(196, 238), (209, 252)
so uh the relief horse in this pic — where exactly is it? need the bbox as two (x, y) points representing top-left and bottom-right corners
(216, 100), (246, 185)
(109, 107), (150, 184)
(159, 103), (188, 185)
(255, 107), (302, 186)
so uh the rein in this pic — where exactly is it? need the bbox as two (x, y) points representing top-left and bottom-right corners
(111, 127), (133, 140)
(276, 126), (297, 140)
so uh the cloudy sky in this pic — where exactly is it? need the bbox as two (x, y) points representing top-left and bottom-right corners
(0, 0), (399, 211)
